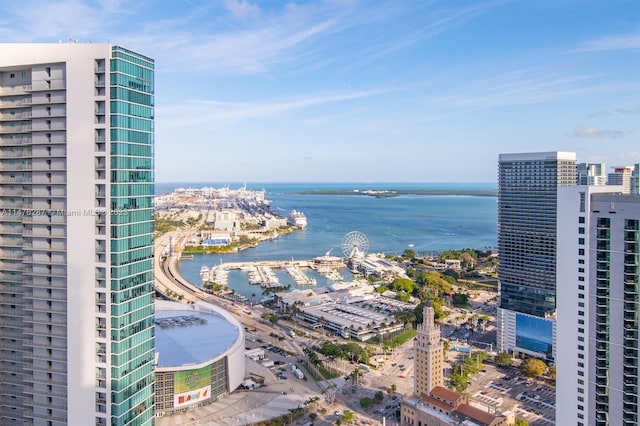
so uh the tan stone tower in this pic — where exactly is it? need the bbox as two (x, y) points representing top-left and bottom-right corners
(414, 302), (443, 395)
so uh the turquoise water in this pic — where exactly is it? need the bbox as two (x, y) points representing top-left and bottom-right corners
(157, 182), (497, 301)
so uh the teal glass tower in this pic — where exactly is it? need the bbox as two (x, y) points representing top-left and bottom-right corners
(109, 46), (155, 426)
(0, 44), (154, 426)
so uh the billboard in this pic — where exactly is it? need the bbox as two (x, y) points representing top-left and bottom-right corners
(515, 313), (553, 357)
(174, 366), (211, 408)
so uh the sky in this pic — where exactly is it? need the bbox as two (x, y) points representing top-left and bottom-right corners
(1, 0), (639, 183)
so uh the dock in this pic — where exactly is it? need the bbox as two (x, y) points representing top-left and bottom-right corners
(202, 259), (336, 287)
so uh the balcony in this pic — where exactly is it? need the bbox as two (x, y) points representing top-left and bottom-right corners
(0, 125), (32, 134)
(0, 135), (31, 145)
(0, 112), (31, 121)
(0, 85), (32, 95)
(30, 80), (65, 91)
(0, 98), (32, 109)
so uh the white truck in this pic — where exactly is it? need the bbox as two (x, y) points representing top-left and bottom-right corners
(292, 367), (304, 380)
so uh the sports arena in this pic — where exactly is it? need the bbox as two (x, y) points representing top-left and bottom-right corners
(154, 300), (245, 417)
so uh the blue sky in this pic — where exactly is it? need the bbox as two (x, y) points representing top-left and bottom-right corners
(1, 0), (638, 182)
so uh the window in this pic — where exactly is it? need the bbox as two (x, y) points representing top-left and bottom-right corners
(578, 294), (584, 299)
(578, 328), (584, 333)
(10, 73), (15, 78)
(578, 311), (584, 316)
(578, 238), (585, 245)
(578, 276), (584, 282)
(578, 302), (584, 307)
(579, 259), (585, 264)
(579, 217), (585, 224)
(578, 379), (584, 385)
(579, 227), (585, 234)
(578, 336), (584, 342)
(578, 249), (585, 255)
(578, 345), (584, 351)
(578, 285), (584, 290)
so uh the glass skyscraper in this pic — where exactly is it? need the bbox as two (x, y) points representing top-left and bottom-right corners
(496, 151), (576, 361)
(0, 44), (154, 426)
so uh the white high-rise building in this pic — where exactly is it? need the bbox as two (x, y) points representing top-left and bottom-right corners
(0, 44), (155, 426)
(557, 186), (640, 426)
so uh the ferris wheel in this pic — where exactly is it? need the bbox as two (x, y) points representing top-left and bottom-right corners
(341, 231), (369, 259)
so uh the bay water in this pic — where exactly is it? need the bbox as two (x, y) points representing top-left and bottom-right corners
(156, 182), (497, 301)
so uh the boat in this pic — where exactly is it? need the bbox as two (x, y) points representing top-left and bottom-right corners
(200, 266), (210, 284)
(287, 210), (307, 228)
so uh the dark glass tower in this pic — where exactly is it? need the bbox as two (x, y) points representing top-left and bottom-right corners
(496, 152), (576, 359)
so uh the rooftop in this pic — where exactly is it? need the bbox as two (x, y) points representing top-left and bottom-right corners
(155, 301), (242, 368)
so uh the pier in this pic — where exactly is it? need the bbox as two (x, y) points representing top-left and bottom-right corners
(202, 259), (342, 287)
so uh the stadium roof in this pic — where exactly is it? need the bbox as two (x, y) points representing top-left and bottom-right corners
(155, 303), (241, 368)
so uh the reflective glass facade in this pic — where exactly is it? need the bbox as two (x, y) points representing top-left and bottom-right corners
(109, 46), (155, 426)
(498, 153), (576, 317)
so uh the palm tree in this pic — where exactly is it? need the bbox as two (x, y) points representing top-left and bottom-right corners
(350, 367), (361, 385)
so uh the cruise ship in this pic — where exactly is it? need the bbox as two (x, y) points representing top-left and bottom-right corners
(287, 210), (307, 228)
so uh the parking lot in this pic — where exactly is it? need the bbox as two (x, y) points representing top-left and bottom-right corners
(464, 364), (555, 426)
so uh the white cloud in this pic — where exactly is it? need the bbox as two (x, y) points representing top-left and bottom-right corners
(572, 126), (625, 139)
(573, 33), (640, 52)
(224, 0), (260, 20)
(157, 88), (387, 127)
(588, 107), (640, 118)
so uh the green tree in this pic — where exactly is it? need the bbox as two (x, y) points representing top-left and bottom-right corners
(494, 352), (513, 367)
(373, 390), (384, 404)
(396, 291), (411, 302)
(514, 418), (529, 426)
(419, 271), (453, 295)
(451, 293), (470, 308)
(342, 411), (354, 423)
(520, 358), (548, 378)
(359, 397), (373, 408)
(403, 249), (416, 259)
(390, 278), (415, 293)
(450, 373), (468, 392)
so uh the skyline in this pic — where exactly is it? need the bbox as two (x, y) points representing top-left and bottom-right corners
(2, 0), (638, 182)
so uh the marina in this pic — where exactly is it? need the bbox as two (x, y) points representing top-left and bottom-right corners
(198, 259), (334, 289)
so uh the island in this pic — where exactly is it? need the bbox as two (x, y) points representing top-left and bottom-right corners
(293, 188), (497, 198)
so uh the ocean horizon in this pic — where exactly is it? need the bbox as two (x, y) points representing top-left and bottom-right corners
(159, 182), (498, 301)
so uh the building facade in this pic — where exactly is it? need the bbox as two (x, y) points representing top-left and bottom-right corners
(401, 304), (508, 426)
(577, 162), (607, 186)
(632, 164), (640, 195)
(414, 303), (443, 395)
(154, 301), (245, 419)
(496, 151), (576, 360)
(608, 166), (634, 194)
(0, 44), (155, 425)
(557, 188), (639, 426)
